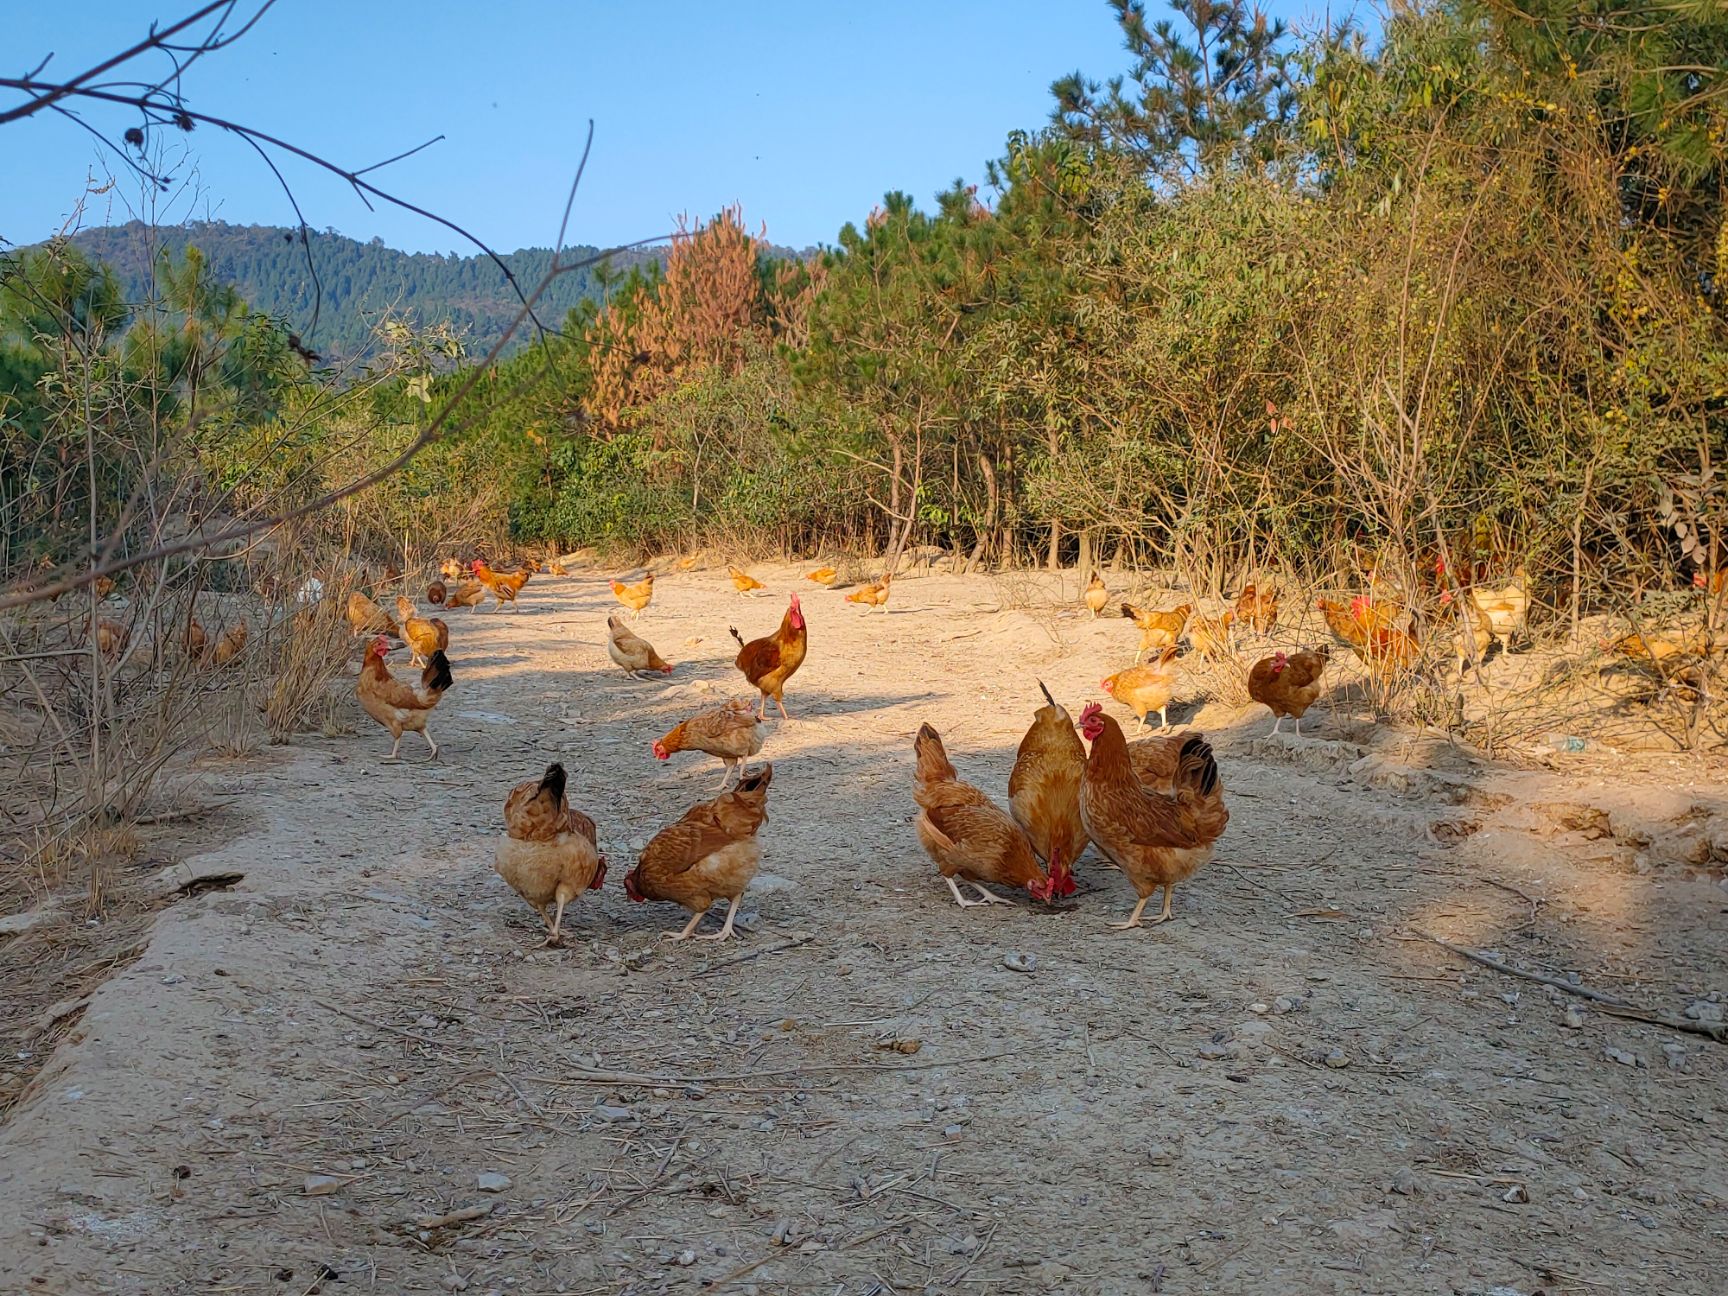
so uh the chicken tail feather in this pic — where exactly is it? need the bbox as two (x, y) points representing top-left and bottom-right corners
(729, 625), (745, 648)
(422, 650), (453, 694)
(1175, 735), (1219, 798)
(1037, 679), (1058, 711)
(538, 762), (567, 804)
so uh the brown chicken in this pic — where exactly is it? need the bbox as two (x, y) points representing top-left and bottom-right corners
(1606, 627), (1715, 667)
(493, 763), (606, 946)
(1083, 572), (1110, 618)
(624, 765), (773, 941)
(396, 596), (446, 667)
(93, 575), (116, 599)
(356, 635), (453, 760)
(1007, 683), (1089, 884)
(1124, 732), (1212, 794)
(1232, 584), (1280, 635)
(731, 594), (808, 719)
(92, 617), (128, 660)
(805, 566), (838, 587)
(346, 590), (399, 638)
(547, 558), (568, 577)
(1248, 646), (1329, 735)
(653, 698), (766, 789)
(611, 573), (654, 618)
(845, 574), (892, 611)
(729, 565), (766, 595)
(1318, 597), (1421, 676)
(1187, 611), (1235, 661)
(1101, 646), (1180, 732)
(1078, 704), (1228, 929)
(439, 557), (465, 581)
(444, 580), (486, 610)
(607, 615), (673, 676)
(915, 723), (1073, 908)
(1123, 602), (1191, 659)
(426, 580), (447, 606)
(470, 559), (529, 611)
(207, 620), (248, 668)
(184, 616), (208, 660)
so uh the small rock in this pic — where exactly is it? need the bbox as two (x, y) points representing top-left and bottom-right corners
(1684, 1000), (1724, 1024)
(1603, 1046), (1642, 1067)
(440, 1274), (468, 1293)
(1248, 1002), (1269, 1015)
(1661, 1043), (1690, 1072)
(1323, 1048), (1350, 1069)
(1501, 1183), (1529, 1204)
(1002, 951), (1037, 974)
(414, 1014), (440, 1030)
(943, 1123), (964, 1138)
(1272, 995), (1302, 1015)
(673, 1249), (696, 1267)
(1145, 1143), (1173, 1166)
(476, 1172), (511, 1193)
(302, 1174), (341, 1196)
(593, 1104), (635, 1123)
(1197, 1041), (1234, 1061)
(1562, 1006), (1584, 1029)
(1388, 1166), (1418, 1197)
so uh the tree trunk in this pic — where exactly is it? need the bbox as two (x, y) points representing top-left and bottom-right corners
(1077, 528), (1093, 581)
(964, 452), (998, 575)
(1047, 518), (1061, 571)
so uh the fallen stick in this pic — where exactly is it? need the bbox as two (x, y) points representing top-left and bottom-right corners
(1408, 929), (1726, 1044)
(406, 1203), (492, 1231)
(692, 933), (813, 979)
(312, 998), (464, 1050)
(553, 1049), (1019, 1089)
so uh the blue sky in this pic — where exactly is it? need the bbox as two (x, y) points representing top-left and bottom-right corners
(4, 1), (1345, 255)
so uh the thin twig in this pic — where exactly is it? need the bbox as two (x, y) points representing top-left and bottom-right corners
(1408, 929), (1726, 1043)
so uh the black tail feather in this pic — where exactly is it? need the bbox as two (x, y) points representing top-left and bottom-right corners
(729, 626), (745, 647)
(1037, 680), (1058, 710)
(539, 762), (567, 802)
(423, 649), (453, 693)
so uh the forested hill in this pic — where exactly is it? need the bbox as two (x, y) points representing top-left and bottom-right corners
(66, 221), (666, 359)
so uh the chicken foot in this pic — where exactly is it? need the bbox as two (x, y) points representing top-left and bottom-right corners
(944, 877), (1012, 908)
(666, 908), (710, 941)
(386, 728), (439, 762)
(694, 896), (742, 941)
(1110, 885), (1175, 930)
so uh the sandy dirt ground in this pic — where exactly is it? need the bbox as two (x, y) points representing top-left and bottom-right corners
(2, 562), (1726, 1295)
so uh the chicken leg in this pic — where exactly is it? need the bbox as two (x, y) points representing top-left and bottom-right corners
(1110, 885), (1175, 930)
(667, 908), (709, 940)
(944, 877), (991, 908)
(542, 889), (573, 947)
(1268, 715), (1283, 736)
(967, 882), (1012, 905)
(695, 896), (742, 941)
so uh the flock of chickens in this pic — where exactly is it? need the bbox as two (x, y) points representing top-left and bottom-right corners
(333, 554), (1546, 946)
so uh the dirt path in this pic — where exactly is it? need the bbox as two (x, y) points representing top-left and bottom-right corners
(2, 564), (1725, 1295)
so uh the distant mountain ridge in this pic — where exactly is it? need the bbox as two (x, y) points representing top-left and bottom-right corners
(65, 220), (667, 360)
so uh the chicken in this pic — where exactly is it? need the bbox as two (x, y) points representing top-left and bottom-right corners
(346, 590), (399, 638)
(493, 763), (606, 946)
(805, 566), (838, 587)
(1247, 646), (1329, 735)
(915, 723), (1072, 908)
(548, 558), (568, 577)
(1232, 584), (1279, 635)
(611, 573), (654, 618)
(396, 596), (447, 668)
(445, 580), (486, 610)
(607, 615), (674, 676)
(1007, 683), (1089, 883)
(93, 575), (116, 599)
(1606, 627), (1714, 666)
(1123, 602), (1191, 659)
(1083, 572), (1109, 618)
(92, 617), (128, 660)
(624, 765), (773, 941)
(653, 698), (765, 789)
(1443, 569), (1529, 672)
(1317, 597), (1422, 676)
(1101, 646), (1180, 733)
(470, 559), (530, 611)
(440, 557), (465, 581)
(729, 565), (766, 595)
(207, 620), (248, 668)
(845, 574), (891, 611)
(184, 616), (208, 660)
(1124, 732), (1208, 794)
(1187, 611), (1235, 661)
(1078, 704), (1228, 929)
(730, 593), (808, 720)
(356, 635), (453, 760)
(426, 580), (447, 606)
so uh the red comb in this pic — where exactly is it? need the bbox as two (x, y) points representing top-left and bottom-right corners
(1079, 701), (1103, 721)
